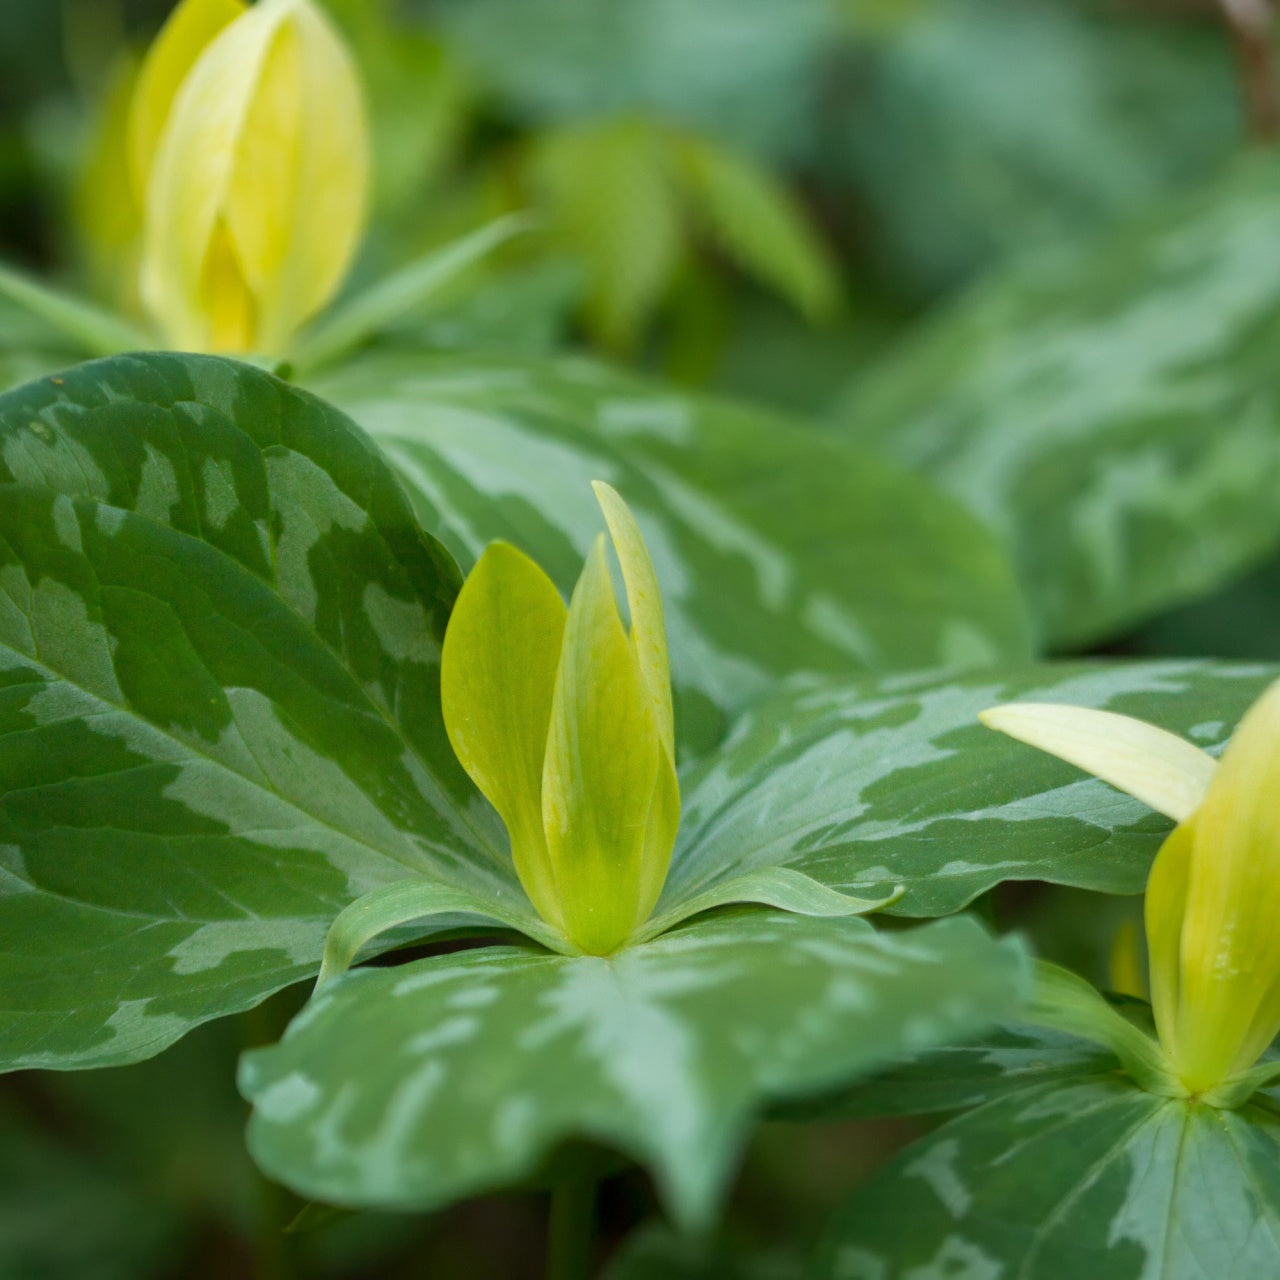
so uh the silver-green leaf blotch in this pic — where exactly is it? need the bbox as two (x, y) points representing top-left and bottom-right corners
(669, 660), (1278, 917)
(310, 352), (1033, 752)
(0, 352), (506, 1070)
(241, 912), (1031, 1229)
(818, 1024), (1280, 1280)
(837, 155), (1280, 648)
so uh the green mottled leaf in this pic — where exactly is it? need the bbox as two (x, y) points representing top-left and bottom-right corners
(8, 355), (1274, 1093)
(668, 660), (1277, 917)
(802, 1023), (1121, 1120)
(0, 352), (511, 1071)
(240, 912), (1029, 1228)
(310, 352), (1032, 752)
(836, 157), (1280, 648)
(818, 1040), (1280, 1280)
(0, 349), (1020, 1075)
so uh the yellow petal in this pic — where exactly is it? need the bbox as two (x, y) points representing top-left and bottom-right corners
(223, 0), (370, 351)
(440, 543), (567, 930)
(1144, 819), (1193, 1066)
(592, 480), (675, 760)
(75, 54), (145, 311)
(542, 536), (671, 954)
(127, 0), (246, 202)
(979, 702), (1216, 822)
(199, 218), (257, 353)
(141, 0), (370, 353)
(1169, 679), (1280, 1091)
(1108, 918), (1146, 1001)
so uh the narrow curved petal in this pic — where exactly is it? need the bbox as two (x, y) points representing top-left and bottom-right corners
(979, 702), (1216, 822)
(127, 0), (246, 200)
(141, 0), (281, 348)
(441, 542), (567, 928)
(1144, 820), (1193, 1067)
(228, 0), (370, 351)
(543, 536), (666, 954)
(592, 480), (675, 759)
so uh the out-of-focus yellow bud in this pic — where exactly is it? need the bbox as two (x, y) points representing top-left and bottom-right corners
(983, 680), (1280, 1102)
(136, 0), (370, 354)
(128, 0), (247, 206)
(76, 55), (146, 311)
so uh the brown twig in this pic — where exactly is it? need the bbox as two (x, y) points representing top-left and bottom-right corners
(1219, 0), (1280, 141)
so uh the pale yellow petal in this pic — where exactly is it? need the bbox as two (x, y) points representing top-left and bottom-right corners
(440, 543), (567, 929)
(127, 0), (246, 201)
(226, 0), (370, 351)
(199, 218), (256, 353)
(591, 480), (675, 759)
(141, 0), (281, 348)
(140, 0), (369, 352)
(1144, 820), (1193, 1066)
(75, 54), (144, 311)
(1108, 918), (1146, 1001)
(979, 702), (1216, 822)
(542, 536), (669, 954)
(1170, 679), (1280, 1090)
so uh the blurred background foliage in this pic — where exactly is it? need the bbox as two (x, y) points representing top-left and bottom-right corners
(0, 0), (1253, 392)
(3, 0), (1279, 1275)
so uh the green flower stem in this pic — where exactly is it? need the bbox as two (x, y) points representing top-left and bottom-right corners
(0, 260), (152, 356)
(547, 1170), (597, 1280)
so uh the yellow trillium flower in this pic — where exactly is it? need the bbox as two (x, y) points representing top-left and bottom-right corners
(440, 482), (681, 956)
(982, 680), (1280, 1100)
(129, 0), (370, 354)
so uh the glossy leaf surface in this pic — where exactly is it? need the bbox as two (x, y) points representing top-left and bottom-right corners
(0, 352), (505, 1070)
(669, 660), (1277, 917)
(241, 912), (1030, 1228)
(819, 1029), (1280, 1280)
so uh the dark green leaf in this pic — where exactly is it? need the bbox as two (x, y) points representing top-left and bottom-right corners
(0, 353), (506, 1071)
(427, 0), (834, 159)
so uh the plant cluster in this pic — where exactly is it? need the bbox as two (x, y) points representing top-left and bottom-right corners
(2, 1), (1280, 1277)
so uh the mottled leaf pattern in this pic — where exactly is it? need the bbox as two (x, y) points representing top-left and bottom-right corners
(0, 353), (510, 1070)
(796, 1023), (1121, 1121)
(818, 1047), (1280, 1280)
(837, 157), (1280, 648)
(311, 352), (1032, 752)
(240, 912), (1030, 1228)
(669, 660), (1278, 917)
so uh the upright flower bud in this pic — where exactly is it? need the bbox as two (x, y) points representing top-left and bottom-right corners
(135, 0), (370, 354)
(440, 483), (681, 956)
(982, 679), (1280, 1101)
